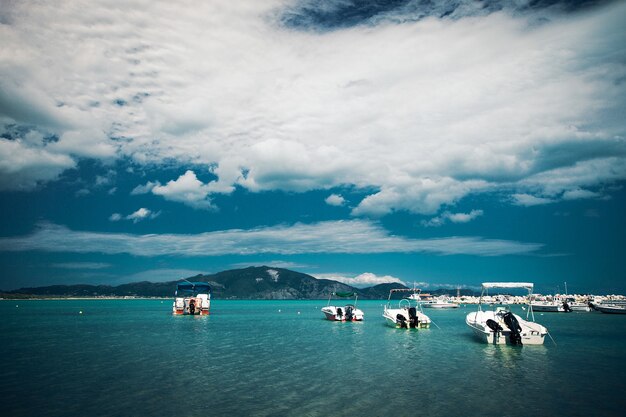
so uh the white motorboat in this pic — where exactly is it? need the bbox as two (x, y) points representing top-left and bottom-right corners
(466, 282), (548, 345)
(595, 303), (626, 314)
(417, 296), (459, 309)
(321, 291), (364, 321)
(383, 289), (431, 329)
(568, 302), (592, 312)
(530, 300), (570, 313)
(172, 281), (211, 315)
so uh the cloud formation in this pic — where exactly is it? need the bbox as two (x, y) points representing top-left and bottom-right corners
(110, 208), (160, 223)
(511, 193), (555, 207)
(151, 171), (217, 209)
(314, 272), (404, 287)
(325, 193), (345, 206)
(133, 171), (221, 209)
(422, 209), (484, 227)
(0, 220), (543, 257)
(0, 1), (624, 214)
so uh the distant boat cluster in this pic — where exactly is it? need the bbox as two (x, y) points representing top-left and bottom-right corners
(172, 280), (626, 346)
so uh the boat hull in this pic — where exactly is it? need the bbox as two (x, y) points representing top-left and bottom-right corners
(172, 294), (210, 315)
(321, 306), (364, 321)
(531, 303), (565, 312)
(569, 303), (592, 312)
(466, 311), (547, 345)
(421, 303), (459, 309)
(383, 308), (431, 329)
(596, 305), (626, 314)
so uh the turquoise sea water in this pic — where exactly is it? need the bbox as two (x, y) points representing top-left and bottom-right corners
(2, 299), (625, 417)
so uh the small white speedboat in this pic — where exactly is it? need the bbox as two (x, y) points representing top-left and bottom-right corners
(530, 301), (569, 312)
(383, 289), (431, 329)
(321, 291), (364, 321)
(595, 303), (626, 314)
(172, 281), (211, 315)
(418, 297), (459, 309)
(568, 302), (592, 312)
(466, 282), (548, 345)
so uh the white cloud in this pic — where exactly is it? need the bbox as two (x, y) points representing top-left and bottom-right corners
(422, 209), (484, 227)
(325, 193), (345, 206)
(131, 181), (158, 195)
(109, 213), (122, 222)
(126, 207), (159, 223)
(0, 220), (543, 257)
(1, 1), (624, 211)
(0, 138), (75, 191)
(151, 170), (216, 209)
(314, 272), (404, 288)
(109, 208), (160, 222)
(230, 260), (313, 269)
(511, 193), (555, 207)
(561, 188), (602, 200)
(51, 262), (111, 270)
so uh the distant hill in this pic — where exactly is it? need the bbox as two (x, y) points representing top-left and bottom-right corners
(2, 266), (477, 299)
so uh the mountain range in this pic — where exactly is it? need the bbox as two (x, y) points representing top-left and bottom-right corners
(1, 266), (475, 299)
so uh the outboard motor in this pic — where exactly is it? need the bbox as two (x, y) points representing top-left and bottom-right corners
(396, 314), (408, 328)
(486, 319), (503, 334)
(562, 301), (572, 312)
(408, 307), (419, 328)
(345, 306), (354, 321)
(502, 312), (523, 346)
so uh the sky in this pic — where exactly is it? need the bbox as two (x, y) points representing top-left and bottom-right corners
(1, 0), (625, 294)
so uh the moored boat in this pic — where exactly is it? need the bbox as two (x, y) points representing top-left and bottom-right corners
(321, 291), (364, 321)
(568, 302), (592, 312)
(466, 282), (548, 345)
(383, 288), (431, 329)
(172, 281), (211, 315)
(595, 303), (626, 314)
(416, 296), (459, 309)
(530, 300), (570, 313)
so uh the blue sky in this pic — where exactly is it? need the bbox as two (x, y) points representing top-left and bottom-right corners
(1, 0), (625, 293)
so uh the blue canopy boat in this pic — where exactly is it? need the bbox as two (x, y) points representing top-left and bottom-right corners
(172, 281), (211, 315)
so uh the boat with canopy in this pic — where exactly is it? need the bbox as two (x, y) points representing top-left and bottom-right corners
(172, 281), (211, 315)
(383, 288), (432, 329)
(321, 291), (364, 321)
(466, 282), (548, 345)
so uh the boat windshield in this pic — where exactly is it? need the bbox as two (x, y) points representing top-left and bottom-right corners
(175, 282), (211, 295)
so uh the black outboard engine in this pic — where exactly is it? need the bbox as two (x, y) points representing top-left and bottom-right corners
(502, 312), (523, 346)
(345, 306), (354, 321)
(562, 301), (572, 312)
(486, 319), (503, 334)
(396, 314), (408, 328)
(408, 307), (419, 328)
